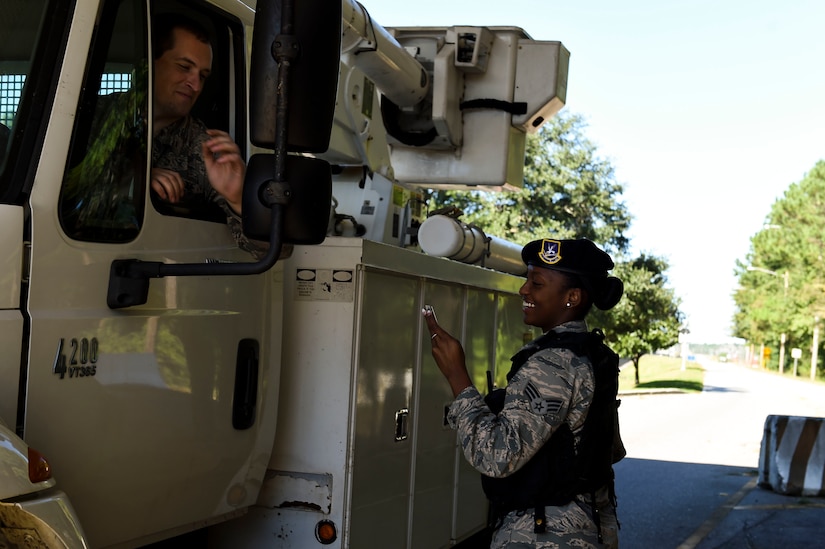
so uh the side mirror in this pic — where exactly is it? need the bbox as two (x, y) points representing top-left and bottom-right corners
(243, 154), (332, 245)
(249, 0), (342, 152)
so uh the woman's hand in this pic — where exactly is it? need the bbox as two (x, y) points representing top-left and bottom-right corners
(422, 307), (473, 397)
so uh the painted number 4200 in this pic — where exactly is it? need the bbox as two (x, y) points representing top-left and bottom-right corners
(53, 338), (99, 380)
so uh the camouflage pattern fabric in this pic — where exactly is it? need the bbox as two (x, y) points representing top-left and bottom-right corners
(153, 116), (268, 258)
(447, 320), (619, 548)
(490, 491), (618, 548)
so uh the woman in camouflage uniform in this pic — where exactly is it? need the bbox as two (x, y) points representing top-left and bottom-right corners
(423, 238), (624, 548)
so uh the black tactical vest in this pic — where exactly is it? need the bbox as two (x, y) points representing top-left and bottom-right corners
(481, 329), (625, 535)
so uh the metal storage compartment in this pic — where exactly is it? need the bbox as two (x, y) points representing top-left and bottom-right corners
(246, 238), (530, 548)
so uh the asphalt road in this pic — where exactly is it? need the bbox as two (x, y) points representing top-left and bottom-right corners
(614, 357), (825, 548)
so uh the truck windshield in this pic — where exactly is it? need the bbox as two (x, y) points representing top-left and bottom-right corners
(0, 0), (50, 197)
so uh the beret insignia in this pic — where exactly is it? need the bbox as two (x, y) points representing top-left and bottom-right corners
(539, 239), (562, 265)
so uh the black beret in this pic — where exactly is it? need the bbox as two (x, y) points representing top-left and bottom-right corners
(521, 238), (614, 276)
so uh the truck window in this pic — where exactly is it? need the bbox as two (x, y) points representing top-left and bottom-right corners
(148, 3), (247, 225)
(58, 0), (149, 243)
(0, 74), (18, 169)
(0, 0), (52, 199)
(58, 0), (246, 243)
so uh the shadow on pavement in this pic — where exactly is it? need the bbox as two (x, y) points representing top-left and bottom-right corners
(615, 457), (755, 548)
(615, 457), (825, 549)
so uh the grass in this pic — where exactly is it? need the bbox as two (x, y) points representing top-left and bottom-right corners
(619, 354), (705, 393)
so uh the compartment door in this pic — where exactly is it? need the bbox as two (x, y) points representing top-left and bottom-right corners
(348, 269), (418, 548)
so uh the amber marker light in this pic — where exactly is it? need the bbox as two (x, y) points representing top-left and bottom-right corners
(28, 446), (53, 483)
(315, 520), (337, 544)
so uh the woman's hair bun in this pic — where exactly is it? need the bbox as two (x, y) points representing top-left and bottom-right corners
(593, 276), (623, 310)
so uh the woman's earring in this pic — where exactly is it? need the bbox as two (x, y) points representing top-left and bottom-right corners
(566, 302), (572, 308)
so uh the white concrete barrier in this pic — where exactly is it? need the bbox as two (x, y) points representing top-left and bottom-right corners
(758, 415), (825, 496)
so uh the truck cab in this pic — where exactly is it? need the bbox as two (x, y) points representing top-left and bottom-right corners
(2, 1), (278, 546)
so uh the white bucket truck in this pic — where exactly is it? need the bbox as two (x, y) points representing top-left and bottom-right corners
(0, 0), (568, 547)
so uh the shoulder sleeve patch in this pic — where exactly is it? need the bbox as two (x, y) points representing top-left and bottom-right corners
(525, 381), (563, 416)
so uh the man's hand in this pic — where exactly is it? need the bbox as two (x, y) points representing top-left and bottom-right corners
(202, 129), (245, 214)
(151, 167), (186, 203)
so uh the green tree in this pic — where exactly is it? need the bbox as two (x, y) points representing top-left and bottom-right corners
(427, 111), (631, 253)
(425, 110), (684, 379)
(733, 160), (825, 378)
(591, 254), (684, 385)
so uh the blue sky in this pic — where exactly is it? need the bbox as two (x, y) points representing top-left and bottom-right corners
(366, 0), (825, 343)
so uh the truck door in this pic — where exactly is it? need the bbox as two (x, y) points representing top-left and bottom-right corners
(20, 1), (278, 547)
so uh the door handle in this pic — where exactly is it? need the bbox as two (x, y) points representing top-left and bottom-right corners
(394, 408), (409, 441)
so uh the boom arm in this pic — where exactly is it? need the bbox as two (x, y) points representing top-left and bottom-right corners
(341, 0), (428, 108)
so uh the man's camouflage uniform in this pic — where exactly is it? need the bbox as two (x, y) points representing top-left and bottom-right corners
(447, 319), (619, 548)
(152, 116), (266, 258)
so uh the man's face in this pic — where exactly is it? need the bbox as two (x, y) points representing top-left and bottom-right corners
(153, 28), (212, 124)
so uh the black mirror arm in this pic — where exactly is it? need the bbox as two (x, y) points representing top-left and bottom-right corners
(107, 205), (285, 309)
